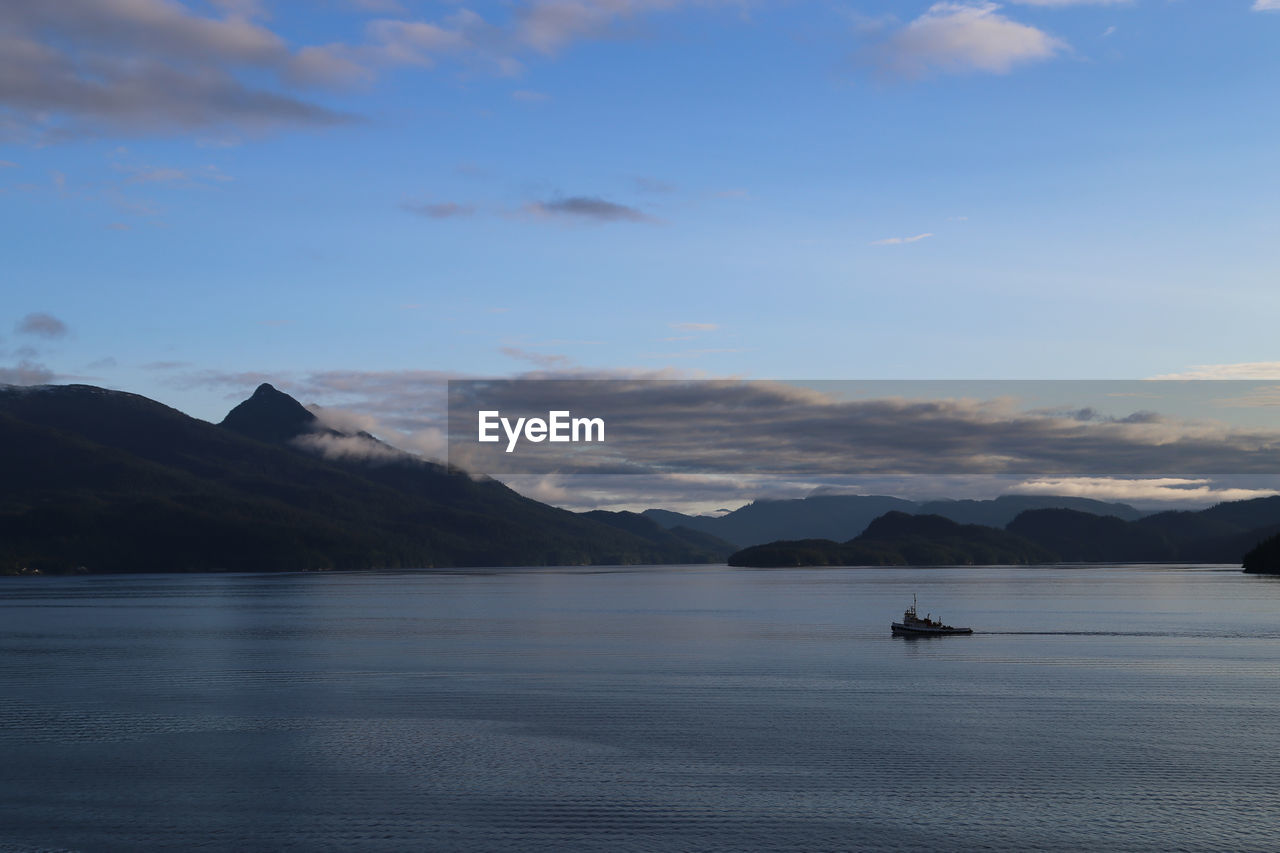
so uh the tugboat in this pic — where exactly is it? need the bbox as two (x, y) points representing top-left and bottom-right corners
(891, 594), (972, 635)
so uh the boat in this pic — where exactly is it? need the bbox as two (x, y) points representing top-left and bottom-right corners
(891, 594), (972, 635)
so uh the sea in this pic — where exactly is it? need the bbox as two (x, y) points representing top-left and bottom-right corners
(2, 564), (1279, 852)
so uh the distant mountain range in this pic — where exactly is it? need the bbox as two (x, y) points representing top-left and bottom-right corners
(0, 383), (733, 573)
(4, 382), (1277, 575)
(643, 494), (1147, 549)
(728, 498), (1280, 569)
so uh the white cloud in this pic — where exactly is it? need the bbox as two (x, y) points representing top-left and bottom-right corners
(0, 1), (352, 137)
(871, 232), (934, 246)
(291, 432), (415, 464)
(1009, 477), (1278, 504)
(670, 322), (718, 332)
(1253, 0), (1280, 11)
(1007, 0), (1130, 6)
(876, 2), (1065, 77)
(1151, 362), (1280, 380)
(515, 0), (675, 55)
(500, 346), (576, 369)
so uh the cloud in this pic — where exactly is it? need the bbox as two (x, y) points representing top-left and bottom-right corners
(642, 347), (746, 359)
(501, 346), (575, 369)
(0, 360), (56, 385)
(348, 0), (407, 12)
(871, 232), (934, 246)
(525, 196), (655, 223)
(115, 164), (191, 185)
(286, 44), (377, 88)
(403, 200), (476, 219)
(670, 322), (718, 332)
(1008, 477), (1276, 505)
(2, 2), (722, 140)
(635, 177), (675, 193)
(0, 1), (355, 139)
(291, 431), (417, 464)
(173, 370), (1280, 512)
(514, 0), (673, 54)
(1007, 0), (1130, 5)
(308, 405), (382, 435)
(1150, 363), (1280, 380)
(873, 2), (1065, 77)
(447, 379), (1280, 485)
(1254, 0), (1280, 10)
(16, 312), (68, 338)
(511, 89), (551, 102)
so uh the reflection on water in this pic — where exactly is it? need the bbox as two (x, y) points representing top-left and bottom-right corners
(2, 564), (1279, 851)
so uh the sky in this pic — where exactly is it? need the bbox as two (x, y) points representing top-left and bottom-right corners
(3, 0), (1280, 511)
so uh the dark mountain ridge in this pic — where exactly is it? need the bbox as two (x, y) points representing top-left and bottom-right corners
(729, 512), (1054, 568)
(0, 383), (732, 573)
(728, 498), (1280, 569)
(646, 493), (1146, 549)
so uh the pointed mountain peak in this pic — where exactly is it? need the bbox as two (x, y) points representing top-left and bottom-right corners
(220, 382), (318, 444)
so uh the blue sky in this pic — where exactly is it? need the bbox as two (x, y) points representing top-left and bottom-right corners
(3, 0), (1280, 508)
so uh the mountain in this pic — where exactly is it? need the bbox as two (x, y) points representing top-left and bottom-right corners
(728, 497), (1280, 568)
(1242, 531), (1280, 573)
(0, 383), (733, 573)
(220, 382), (322, 444)
(728, 511), (1054, 568)
(645, 493), (1144, 548)
(1006, 499), (1280, 565)
(643, 496), (921, 547)
(1006, 509), (1176, 562)
(916, 495), (1146, 527)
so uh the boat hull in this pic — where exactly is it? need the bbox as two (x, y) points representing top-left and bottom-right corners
(891, 622), (972, 635)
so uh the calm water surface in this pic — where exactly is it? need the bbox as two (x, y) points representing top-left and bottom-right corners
(3, 564), (1280, 851)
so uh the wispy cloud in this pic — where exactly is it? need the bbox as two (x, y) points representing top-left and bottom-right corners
(448, 379), (1280, 486)
(2, 2), (724, 142)
(0, 1), (355, 139)
(871, 232), (933, 246)
(1006, 0), (1131, 6)
(670, 322), (718, 332)
(1009, 477), (1275, 504)
(1254, 0), (1280, 11)
(402, 200), (476, 219)
(511, 89), (551, 102)
(171, 371), (1280, 511)
(15, 312), (68, 338)
(500, 346), (575, 369)
(0, 361), (56, 385)
(871, 2), (1065, 77)
(1150, 362), (1280, 380)
(347, 0), (407, 12)
(635, 176), (675, 193)
(524, 196), (656, 223)
(513, 0), (699, 55)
